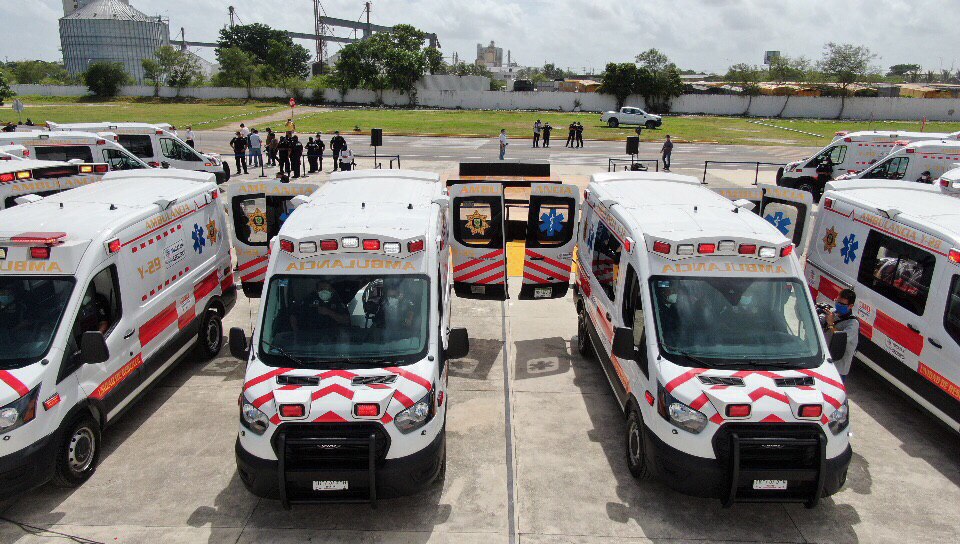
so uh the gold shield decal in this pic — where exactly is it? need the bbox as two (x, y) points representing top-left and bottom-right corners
(465, 210), (490, 236)
(248, 208), (268, 233)
(822, 227), (838, 253)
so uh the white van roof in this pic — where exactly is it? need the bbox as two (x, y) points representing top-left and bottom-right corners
(900, 139), (960, 153)
(48, 121), (169, 133)
(102, 168), (215, 184)
(0, 131), (110, 144)
(838, 130), (959, 142)
(0, 159), (77, 174)
(825, 179), (960, 242)
(282, 170), (441, 240)
(589, 172), (787, 244)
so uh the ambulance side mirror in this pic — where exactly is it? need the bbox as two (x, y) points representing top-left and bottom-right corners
(611, 327), (636, 360)
(229, 327), (250, 360)
(80, 331), (109, 364)
(829, 331), (848, 361)
(445, 328), (470, 360)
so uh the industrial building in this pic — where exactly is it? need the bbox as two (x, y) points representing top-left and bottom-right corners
(59, 0), (170, 84)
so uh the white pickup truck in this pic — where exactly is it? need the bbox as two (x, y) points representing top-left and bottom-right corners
(600, 107), (663, 128)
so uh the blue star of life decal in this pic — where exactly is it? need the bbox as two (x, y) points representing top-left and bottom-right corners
(192, 223), (206, 254)
(764, 211), (793, 236)
(841, 233), (859, 264)
(539, 208), (565, 237)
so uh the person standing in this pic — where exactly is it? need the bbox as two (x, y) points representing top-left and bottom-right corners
(229, 131), (249, 175)
(239, 123), (249, 138)
(314, 132), (326, 171)
(265, 128), (277, 167)
(498, 129), (508, 160)
(277, 132), (292, 174)
(532, 119), (542, 148)
(575, 122), (584, 148)
(330, 131), (346, 172)
(661, 135), (674, 171)
(338, 145), (355, 171)
(825, 289), (860, 383)
(248, 129), (263, 168)
(185, 126), (196, 149)
(565, 122), (576, 147)
(542, 122), (552, 148)
(290, 135), (304, 178)
(306, 136), (320, 173)
(285, 118), (296, 133)
(169, 125), (177, 137)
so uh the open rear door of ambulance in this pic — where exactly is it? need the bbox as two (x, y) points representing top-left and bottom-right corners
(448, 182), (508, 300)
(757, 184), (814, 255)
(226, 181), (319, 297)
(518, 182), (580, 300)
(712, 186), (762, 214)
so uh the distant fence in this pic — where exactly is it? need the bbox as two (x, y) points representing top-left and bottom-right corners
(13, 84), (960, 121)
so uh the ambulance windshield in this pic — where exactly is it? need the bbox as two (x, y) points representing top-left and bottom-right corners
(259, 274), (430, 367)
(0, 276), (75, 369)
(650, 276), (822, 368)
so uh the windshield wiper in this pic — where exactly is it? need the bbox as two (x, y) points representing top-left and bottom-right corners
(675, 350), (711, 368)
(260, 339), (307, 367)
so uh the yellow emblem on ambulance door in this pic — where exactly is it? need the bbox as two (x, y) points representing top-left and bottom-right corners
(207, 219), (219, 243)
(822, 227), (838, 253)
(465, 210), (491, 236)
(248, 208), (268, 234)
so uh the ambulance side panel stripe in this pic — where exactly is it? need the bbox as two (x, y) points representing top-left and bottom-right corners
(0, 370), (29, 398)
(874, 310), (924, 356)
(139, 303), (178, 347)
(194, 270), (220, 302)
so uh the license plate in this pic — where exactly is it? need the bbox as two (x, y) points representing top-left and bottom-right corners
(312, 480), (348, 491)
(753, 479), (788, 490)
(534, 287), (552, 299)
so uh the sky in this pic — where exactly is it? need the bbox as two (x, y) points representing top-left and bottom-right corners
(4, 0), (960, 75)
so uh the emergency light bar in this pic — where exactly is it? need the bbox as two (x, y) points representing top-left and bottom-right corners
(653, 239), (781, 258)
(949, 249), (960, 265)
(6, 232), (67, 245)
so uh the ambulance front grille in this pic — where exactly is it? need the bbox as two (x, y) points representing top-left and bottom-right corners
(275, 423), (390, 470)
(713, 423), (823, 469)
(698, 376), (745, 387)
(774, 376), (815, 388)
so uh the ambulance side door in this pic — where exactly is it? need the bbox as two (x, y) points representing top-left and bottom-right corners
(448, 183), (508, 300)
(227, 181), (318, 297)
(518, 183), (580, 300)
(580, 203), (626, 357)
(758, 184), (814, 255)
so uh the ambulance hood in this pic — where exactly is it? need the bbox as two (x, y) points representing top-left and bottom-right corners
(0, 365), (44, 408)
(242, 358), (435, 426)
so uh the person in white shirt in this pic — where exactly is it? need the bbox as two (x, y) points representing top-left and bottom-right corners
(499, 129), (508, 160)
(239, 123), (250, 138)
(338, 145), (355, 171)
(248, 129), (263, 168)
(185, 126), (196, 148)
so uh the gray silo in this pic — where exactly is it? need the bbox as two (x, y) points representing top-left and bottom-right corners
(59, 0), (170, 84)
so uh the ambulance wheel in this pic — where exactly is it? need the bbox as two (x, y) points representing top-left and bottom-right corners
(577, 305), (594, 359)
(626, 407), (650, 480)
(645, 120), (657, 129)
(196, 311), (223, 360)
(608, 118), (619, 128)
(53, 415), (101, 488)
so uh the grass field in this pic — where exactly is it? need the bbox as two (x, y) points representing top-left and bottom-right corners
(272, 109), (960, 147)
(0, 96), (286, 130)
(6, 96), (960, 146)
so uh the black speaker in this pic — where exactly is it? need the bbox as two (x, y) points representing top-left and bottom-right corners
(626, 136), (639, 155)
(371, 128), (383, 147)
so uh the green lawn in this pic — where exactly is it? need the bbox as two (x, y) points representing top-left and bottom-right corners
(0, 96), (286, 129)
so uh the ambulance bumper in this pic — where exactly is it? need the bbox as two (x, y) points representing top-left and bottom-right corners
(235, 429), (444, 501)
(642, 423), (851, 501)
(0, 431), (58, 496)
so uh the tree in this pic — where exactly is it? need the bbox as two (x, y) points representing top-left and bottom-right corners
(332, 24), (438, 102)
(819, 42), (877, 118)
(725, 63), (762, 114)
(9, 60), (70, 84)
(0, 70), (15, 106)
(142, 46), (200, 96)
(213, 47), (259, 97)
(636, 49), (670, 73)
(167, 52), (201, 97)
(216, 23), (310, 83)
(598, 62), (639, 110)
(769, 55), (810, 84)
(541, 63), (569, 81)
(887, 63), (921, 82)
(84, 62), (128, 98)
(634, 49), (684, 112)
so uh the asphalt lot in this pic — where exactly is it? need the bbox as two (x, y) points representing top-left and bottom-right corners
(0, 139), (958, 543)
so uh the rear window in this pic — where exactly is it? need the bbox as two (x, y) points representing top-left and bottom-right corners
(33, 145), (93, 163)
(118, 135), (154, 158)
(857, 230), (935, 315)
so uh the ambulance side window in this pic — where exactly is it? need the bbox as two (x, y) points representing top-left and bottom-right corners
(857, 231), (935, 315)
(161, 138), (201, 162)
(233, 195), (295, 246)
(622, 266), (648, 373)
(945, 276), (960, 346)
(591, 221), (622, 301)
(60, 266), (122, 379)
(34, 145), (93, 163)
(118, 135), (154, 158)
(102, 149), (143, 170)
(870, 157), (909, 180)
(829, 145), (847, 164)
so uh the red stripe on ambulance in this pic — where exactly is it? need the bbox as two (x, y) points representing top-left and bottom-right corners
(243, 367), (294, 391)
(874, 310), (924, 355)
(194, 270), (220, 301)
(0, 370), (29, 398)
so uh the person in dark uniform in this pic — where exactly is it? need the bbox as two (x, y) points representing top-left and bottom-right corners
(565, 122), (576, 147)
(917, 170), (933, 184)
(575, 122), (584, 148)
(265, 128), (277, 167)
(306, 137), (321, 173)
(290, 135), (304, 178)
(542, 122), (552, 147)
(277, 132), (292, 174)
(816, 156), (834, 188)
(330, 131), (347, 172)
(77, 287), (111, 336)
(375, 280), (420, 338)
(654, 280), (681, 349)
(314, 132), (326, 171)
(229, 131), (249, 174)
(291, 280), (350, 333)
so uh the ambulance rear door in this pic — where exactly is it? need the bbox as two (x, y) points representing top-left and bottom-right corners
(758, 184), (813, 255)
(518, 182), (580, 300)
(448, 182), (508, 300)
(227, 181), (318, 297)
(712, 186), (762, 215)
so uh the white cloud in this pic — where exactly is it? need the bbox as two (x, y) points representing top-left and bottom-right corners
(4, 0), (960, 75)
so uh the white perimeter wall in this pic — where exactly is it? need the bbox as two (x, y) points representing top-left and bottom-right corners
(13, 84), (960, 121)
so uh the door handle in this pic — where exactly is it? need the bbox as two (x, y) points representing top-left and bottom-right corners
(123, 328), (136, 339)
(928, 338), (943, 349)
(907, 323), (921, 334)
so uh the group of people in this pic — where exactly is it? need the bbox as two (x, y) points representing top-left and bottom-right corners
(227, 120), (357, 180)
(528, 120), (586, 149)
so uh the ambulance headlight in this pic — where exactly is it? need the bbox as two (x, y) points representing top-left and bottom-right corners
(828, 399), (849, 435)
(394, 391), (435, 434)
(0, 386), (40, 435)
(657, 384), (707, 434)
(240, 395), (270, 435)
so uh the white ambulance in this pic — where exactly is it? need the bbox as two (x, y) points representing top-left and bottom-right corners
(0, 132), (149, 171)
(777, 130), (959, 198)
(576, 172), (852, 507)
(228, 170), (470, 507)
(44, 122), (229, 184)
(845, 139), (960, 184)
(935, 167), (960, 197)
(0, 159), (109, 210)
(806, 180), (960, 432)
(0, 171), (236, 494)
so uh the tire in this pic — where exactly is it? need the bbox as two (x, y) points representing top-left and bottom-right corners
(776, 167), (785, 184)
(195, 310), (223, 360)
(608, 118), (619, 128)
(223, 162), (231, 182)
(577, 304), (595, 359)
(53, 415), (101, 488)
(797, 178), (823, 202)
(645, 120), (657, 129)
(625, 407), (650, 480)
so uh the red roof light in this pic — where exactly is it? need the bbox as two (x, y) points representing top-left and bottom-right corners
(698, 243), (716, 254)
(949, 249), (960, 264)
(362, 239), (380, 251)
(107, 239), (121, 254)
(30, 246), (51, 259)
(653, 241), (671, 254)
(12, 232), (67, 245)
(407, 239), (425, 253)
(738, 244), (757, 254)
(799, 404), (822, 418)
(280, 239), (294, 253)
(320, 239), (339, 251)
(781, 245), (794, 257)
